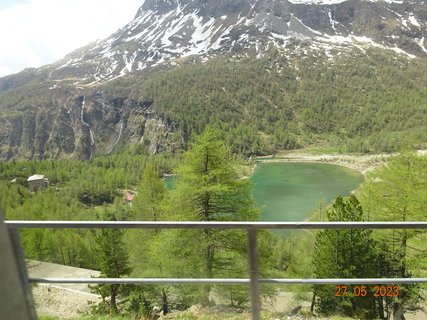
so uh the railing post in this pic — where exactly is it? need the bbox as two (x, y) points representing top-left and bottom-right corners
(248, 228), (260, 320)
(0, 211), (37, 319)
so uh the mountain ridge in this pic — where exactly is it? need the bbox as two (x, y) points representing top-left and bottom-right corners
(52, 0), (427, 84)
(1, 0), (426, 88)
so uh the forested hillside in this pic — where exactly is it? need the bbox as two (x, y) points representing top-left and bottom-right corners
(129, 45), (427, 154)
(1, 43), (426, 160)
(1, 128), (426, 318)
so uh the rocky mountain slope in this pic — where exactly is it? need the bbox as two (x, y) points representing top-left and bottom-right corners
(0, 0), (426, 160)
(5, 0), (425, 86)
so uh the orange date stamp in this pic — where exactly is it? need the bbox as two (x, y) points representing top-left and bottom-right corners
(335, 285), (399, 297)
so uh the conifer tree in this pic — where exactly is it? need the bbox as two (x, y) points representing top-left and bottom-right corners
(91, 211), (132, 315)
(127, 163), (171, 315)
(361, 153), (427, 319)
(153, 126), (261, 305)
(133, 163), (166, 221)
(313, 195), (380, 319)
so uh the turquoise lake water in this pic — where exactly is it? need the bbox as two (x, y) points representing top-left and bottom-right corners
(164, 162), (364, 227)
(250, 162), (364, 223)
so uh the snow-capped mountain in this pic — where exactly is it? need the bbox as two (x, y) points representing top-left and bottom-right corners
(43, 0), (427, 84)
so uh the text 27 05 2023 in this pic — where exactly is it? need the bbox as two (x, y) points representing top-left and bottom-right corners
(335, 285), (399, 297)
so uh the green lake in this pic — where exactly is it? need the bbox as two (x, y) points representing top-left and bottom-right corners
(250, 162), (364, 224)
(164, 162), (364, 228)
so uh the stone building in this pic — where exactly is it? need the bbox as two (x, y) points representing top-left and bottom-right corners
(27, 175), (49, 192)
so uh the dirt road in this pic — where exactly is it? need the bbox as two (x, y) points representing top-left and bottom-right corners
(28, 260), (101, 318)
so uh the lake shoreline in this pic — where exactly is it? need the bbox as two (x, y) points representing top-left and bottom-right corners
(255, 150), (427, 178)
(249, 153), (384, 223)
(254, 152), (391, 178)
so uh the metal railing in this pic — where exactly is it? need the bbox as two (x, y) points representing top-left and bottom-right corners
(6, 220), (427, 320)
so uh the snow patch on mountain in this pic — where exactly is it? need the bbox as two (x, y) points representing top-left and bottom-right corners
(408, 14), (420, 27)
(328, 10), (339, 31)
(187, 14), (216, 55)
(120, 51), (137, 76)
(41, 0), (425, 86)
(417, 37), (427, 54)
(380, 0), (403, 3)
(289, 0), (405, 3)
(321, 34), (416, 58)
(288, 0), (346, 4)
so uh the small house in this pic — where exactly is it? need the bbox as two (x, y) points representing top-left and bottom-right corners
(27, 174), (49, 192)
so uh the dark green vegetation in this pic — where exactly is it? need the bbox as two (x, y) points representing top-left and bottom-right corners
(0, 148), (170, 267)
(359, 153), (427, 319)
(313, 195), (379, 318)
(124, 128), (276, 315)
(311, 153), (427, 319)
(106, 45), (427, 154)
(1, 128), (426, 319)
(91, 211), (132, 315)
(0, 43), (426, 160)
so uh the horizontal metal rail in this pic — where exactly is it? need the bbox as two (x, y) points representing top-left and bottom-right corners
(5, 220), (427, 229)
(29, 278), (427, 285)
(7, 220), (427, 320)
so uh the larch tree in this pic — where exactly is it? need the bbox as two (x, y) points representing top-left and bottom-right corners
(91, 211), (132, 315)
(152, 126), (262, 306)
(133, 163), (167, 221)
(360, 153), (427, 320)
(313, 195), (380, 319)
(127, 162), (171, 315)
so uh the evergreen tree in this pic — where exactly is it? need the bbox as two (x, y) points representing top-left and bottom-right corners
(153, 126), (262, 305)
(91, 211), (132, 315)
(133, 163), (166, 221)
(360, 153), (427, 319)
(313, 195), (380, 319)
(127, 163), (172, 316)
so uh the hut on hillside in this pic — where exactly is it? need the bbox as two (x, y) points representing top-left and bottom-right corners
(27, 174), (49, 192)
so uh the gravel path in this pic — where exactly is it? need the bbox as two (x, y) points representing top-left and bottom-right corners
(28, 260), (101, 318)
(32, 284), (101, 319)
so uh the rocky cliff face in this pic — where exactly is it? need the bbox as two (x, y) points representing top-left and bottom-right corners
(0, 86), (183, 160)
(0, 0), (426, 160)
